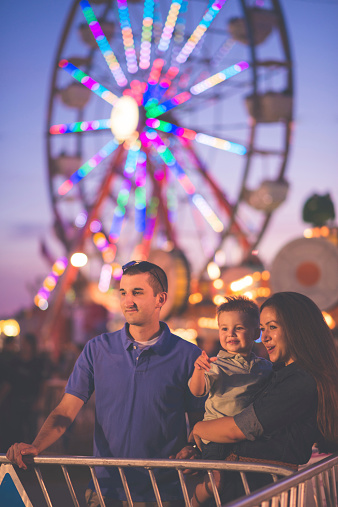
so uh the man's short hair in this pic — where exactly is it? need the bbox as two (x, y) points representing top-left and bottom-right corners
(121, 260), (168, 295)
(216, 296), (260, 327)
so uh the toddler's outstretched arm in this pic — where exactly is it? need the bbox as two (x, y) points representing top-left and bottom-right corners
(189, 350), (217, 396)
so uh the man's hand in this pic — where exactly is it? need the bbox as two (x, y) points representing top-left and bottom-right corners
(170, 444), (200, 460)
(6, 443), (39, 470)
(169, 444), (201, 475)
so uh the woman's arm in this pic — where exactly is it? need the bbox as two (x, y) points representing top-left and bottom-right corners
(193, 416), (246, 445)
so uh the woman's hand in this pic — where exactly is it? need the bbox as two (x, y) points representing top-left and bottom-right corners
(193, 432), (202, 452)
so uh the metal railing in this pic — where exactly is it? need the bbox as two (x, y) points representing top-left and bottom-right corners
(225, 453), (338, 507)
(1, 453), (337, 507)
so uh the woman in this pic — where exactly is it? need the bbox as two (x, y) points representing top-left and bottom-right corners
(192, 292), (338, 504)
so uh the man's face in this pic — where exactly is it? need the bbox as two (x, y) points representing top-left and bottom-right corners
(120, 272), (163, 327)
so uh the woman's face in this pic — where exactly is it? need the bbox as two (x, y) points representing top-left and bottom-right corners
(260, 306), (294, 365)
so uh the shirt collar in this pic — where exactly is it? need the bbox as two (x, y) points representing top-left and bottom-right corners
(218, 349), (256, 363)
(121, 321), (170, 353)
(272, 362), (301, 381)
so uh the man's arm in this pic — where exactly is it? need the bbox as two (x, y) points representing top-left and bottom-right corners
(6, 393), (84, 469)
(193, 416), (246, 450)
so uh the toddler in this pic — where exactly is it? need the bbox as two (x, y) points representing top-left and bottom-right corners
(189, 296), (272, 506)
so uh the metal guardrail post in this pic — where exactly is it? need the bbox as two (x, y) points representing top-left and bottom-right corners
(148, 469), (163, 506)
(177, 469), (191, 506)
(33, 466), (54, 507)
(89, 465), (106, 507)
(118, 466), (133, 507)
(61, 465), (80, 507)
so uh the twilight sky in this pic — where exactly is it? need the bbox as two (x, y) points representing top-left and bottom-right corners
(1, 0), (337, 317)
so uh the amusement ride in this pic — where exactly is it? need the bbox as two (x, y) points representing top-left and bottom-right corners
(33, 0), (296, 352)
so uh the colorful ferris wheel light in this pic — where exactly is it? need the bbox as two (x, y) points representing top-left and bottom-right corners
(176, 0), (228, 64)
(89, 220), (102, 233)
(141, 130), (224, 232)
(58, 139), (120, 196)
(145, 91), (191, 117)
(190, 61), (249, 95)
(146, 118), (246, 154)
(195, 133), (246, 155)
(98, 264), (113, 293)
(70, 252), (88, 267)
(52, 257), (68, 276)
(34, 256), (69, 309)
(145, 61), (249, 118)
(109, 143), (141, 241)
(59, 60), (119, 106)
(140, 0), (155, 70)
(141, 130), (195, 193)
(192, 194), (224, 233)
(142, 58), (165, 108)
(117, 0), (138, 74)
(207, 261), (221, 280)
(50, 119), (111, 135)
(80, 0), (128, 86)
(158, 0), (183, 53)
(135, 151), (147, 232)
(110, 96), (139, 141)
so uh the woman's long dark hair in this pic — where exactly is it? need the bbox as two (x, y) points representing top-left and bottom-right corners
(260, 292), (338, 443)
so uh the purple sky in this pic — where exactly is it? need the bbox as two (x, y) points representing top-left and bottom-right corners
(1, 0), (337, 317)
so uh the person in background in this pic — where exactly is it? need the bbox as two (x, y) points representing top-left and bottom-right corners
(0, 336), (18, 452)
(189, 296), (272, 506)
(192, 292), (338, 505)
(1, 334), (46, 451)
(7, 261), (205, 507)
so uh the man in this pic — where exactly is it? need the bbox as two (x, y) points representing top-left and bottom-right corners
(7, 260), (205, 506)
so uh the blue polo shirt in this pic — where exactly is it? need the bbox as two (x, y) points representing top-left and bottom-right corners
(65, 322), (204, 501)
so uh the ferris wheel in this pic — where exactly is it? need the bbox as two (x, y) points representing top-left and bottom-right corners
(40, 0), (293, 320)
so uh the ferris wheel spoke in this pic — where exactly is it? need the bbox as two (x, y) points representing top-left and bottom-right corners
(175, 0), (229, 65)
(58, 139), (120, 196)
(109, 141), (141, 242)
(59, 59), (119, 106)
(142, 195), (160, 250)
(145, 61), (249, 118)
(139, 0), (155, 70)
(211, 38), (236, 68)
(184, 141), (250, 245)
(79, 0), (128, 87)
(157, 0), (184, 54)
(190, 61), (249, 95)
(135, 151), (147, 233)
(145, 154), (177, 245)
(117, 0), (138, 74)
(143, 58), (166, 107)
(50, 119), (111, 135)
(140, 130), (224, 234)
(143, 65), (181, 111)
(146, 118), (246, 155)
